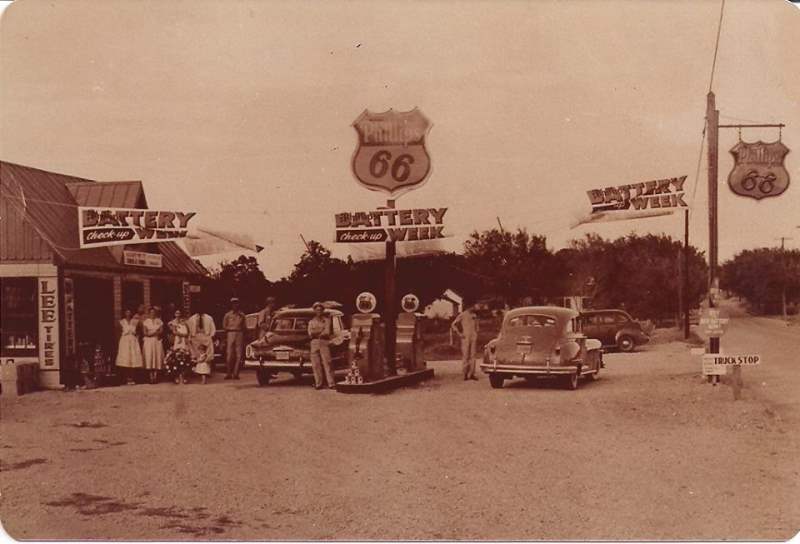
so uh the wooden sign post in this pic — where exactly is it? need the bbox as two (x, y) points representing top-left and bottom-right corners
(706, 91), (787, 400)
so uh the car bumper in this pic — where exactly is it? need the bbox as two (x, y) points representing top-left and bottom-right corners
(479, 362), (580, 376)
(243, 359), (312, 373)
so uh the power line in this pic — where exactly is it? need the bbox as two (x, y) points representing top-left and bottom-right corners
(690, 0), (726, 211)
(708, 0), (726, 93)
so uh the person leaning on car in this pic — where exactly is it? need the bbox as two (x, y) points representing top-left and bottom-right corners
(307, 302), (336, 390)
(256, 296), (276, 340)
(222, 297), (246, 380)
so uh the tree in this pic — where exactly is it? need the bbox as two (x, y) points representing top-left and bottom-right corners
(560, 233), (708, 321)
(274, 240), (351, 308)
(207, 255), (271, 315)
(721, 248), (800, 314)
(463, 228), (564, 305)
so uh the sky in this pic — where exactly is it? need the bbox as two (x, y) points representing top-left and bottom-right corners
(1, 0), (798, 280)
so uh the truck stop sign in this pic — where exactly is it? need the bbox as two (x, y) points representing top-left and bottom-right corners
(702, 353), (761, 376)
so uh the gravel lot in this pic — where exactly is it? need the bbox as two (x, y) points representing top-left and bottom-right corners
(1, 312), (798, 540)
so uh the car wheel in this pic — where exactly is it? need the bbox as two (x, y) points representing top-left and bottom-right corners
(563, 372), (579, 390)
(489, 374), (505, 389)
(256, 368), (271, 386)
(617, 334), (636, 353)
(589, 356), (600, 380)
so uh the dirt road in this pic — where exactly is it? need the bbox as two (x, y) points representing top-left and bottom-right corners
(1, 314), (798, 540)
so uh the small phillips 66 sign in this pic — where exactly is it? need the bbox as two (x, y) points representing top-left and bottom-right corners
(727, 140), (790, 200)
(351, 108), (432, 197)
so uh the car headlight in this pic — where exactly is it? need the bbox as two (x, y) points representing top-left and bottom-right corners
(246, 345), (254, 359)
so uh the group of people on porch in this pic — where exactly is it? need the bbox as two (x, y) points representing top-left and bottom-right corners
(115, 303), (217, 385)
(114, 296), (276, 385)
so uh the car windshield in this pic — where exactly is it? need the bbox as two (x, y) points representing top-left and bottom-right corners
(271, 317), (311, 332)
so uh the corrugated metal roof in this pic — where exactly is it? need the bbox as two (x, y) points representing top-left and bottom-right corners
(66, 180), (148, 209)
(0, 187), (54, 261)
(0, 161), (207, 277)
(159, 242), (208, 276)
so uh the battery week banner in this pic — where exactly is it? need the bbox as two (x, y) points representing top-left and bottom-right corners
(570, 175), (688, 227)
(78, 206), (196, 248)
(334, 207), (449, 244)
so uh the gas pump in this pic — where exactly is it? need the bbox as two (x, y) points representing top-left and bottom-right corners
(344, 292), (385, 384)
(396, 293), (426, 372)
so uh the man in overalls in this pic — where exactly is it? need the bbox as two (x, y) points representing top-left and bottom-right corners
(307, 302), (336, 390)
(451, 302), (480, 381)
(222, 297), (245, 380)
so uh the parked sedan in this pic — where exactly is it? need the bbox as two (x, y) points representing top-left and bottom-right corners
(243, 307), (350, 385)
(481, 306), (603, 390)
(580, 309), (650, 352)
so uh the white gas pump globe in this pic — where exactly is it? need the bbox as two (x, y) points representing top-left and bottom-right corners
(401, 293), (420, 313)
(356, 291), (378, 314)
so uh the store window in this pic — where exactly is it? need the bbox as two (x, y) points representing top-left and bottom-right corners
(1, 277), (38, 357)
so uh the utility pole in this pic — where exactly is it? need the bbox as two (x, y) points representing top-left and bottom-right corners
(707, 92), (721, 370)
(683, 208), (691, 339)
(677, 246), (684, 332)
(776, 236), (793, 322)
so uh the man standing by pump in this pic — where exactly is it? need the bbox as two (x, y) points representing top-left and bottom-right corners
(308, 301), (336, 390)
(451, 302), (480, 381)
(222, 297), (246, 380)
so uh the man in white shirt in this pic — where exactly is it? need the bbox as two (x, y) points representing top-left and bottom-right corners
(187, 306), (217, 338)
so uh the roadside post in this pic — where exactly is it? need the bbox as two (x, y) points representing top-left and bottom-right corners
(705, 91), (789, 399)
(699, 306), (730, 384)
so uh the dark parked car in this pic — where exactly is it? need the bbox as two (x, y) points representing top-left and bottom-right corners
(580, 309), (650, 352)
(243, 307), (350, 385)
(481, 306), (603, 390)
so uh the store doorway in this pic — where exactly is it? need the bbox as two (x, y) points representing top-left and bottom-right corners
(74, 277), (115, 356)
(122, 281), (145, 316)
(151, 280), (183, 319)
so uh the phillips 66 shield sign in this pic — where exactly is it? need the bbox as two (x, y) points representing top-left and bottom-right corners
(727, 140), (790, 200)
(352, 108), (432, 197)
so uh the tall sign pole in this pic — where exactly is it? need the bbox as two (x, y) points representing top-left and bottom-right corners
(707, 92), (721, 374)
(777, 236), (793, 322)
(351, 108), (433, 377)
(384, 199), (398, 376)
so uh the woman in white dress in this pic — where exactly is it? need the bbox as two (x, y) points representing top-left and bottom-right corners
(142, 307), (165, 384)
(116, 309), (143, 385)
